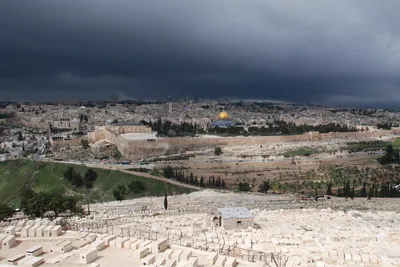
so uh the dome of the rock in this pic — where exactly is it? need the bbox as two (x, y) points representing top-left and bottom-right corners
(218, 111), (230, 120)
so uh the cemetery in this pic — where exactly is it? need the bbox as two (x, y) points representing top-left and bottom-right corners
(1, 190), (400, 266)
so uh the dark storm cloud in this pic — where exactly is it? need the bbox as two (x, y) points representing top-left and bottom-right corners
(0, 0), (400, 107)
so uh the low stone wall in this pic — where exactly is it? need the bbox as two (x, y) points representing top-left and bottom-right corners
(50, 136), (87, 150)
(82, 128), (398, 160)
(222, 217), (254, 230)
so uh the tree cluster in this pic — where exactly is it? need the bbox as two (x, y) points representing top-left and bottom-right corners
(258, 181), (271, 193)
(0, 203), (14, 220)
(149, 119), (205, 137)
(334, 180), (399, 198)
(81, 140), (90, 149)
(163, 166), (226, 189)
(20, 188), (80, 218)
(112, 181), (147, 201)
(79, 114), (89, 123)
(237, 182), (251, 192)
(377, 122), (399, 130)
(214, 146), (222, 156)
(63, 167), (98, 214)
(378, 145), (400, 165)
(63, 167), (97, 188)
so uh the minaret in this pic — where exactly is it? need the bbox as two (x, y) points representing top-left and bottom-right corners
(169, 102), (173, 114)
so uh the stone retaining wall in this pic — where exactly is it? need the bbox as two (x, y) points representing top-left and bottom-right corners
(95, 129), (395, 160)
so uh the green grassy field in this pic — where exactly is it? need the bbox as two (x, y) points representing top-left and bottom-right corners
(345, 138), (400, 153)
(0, 160), (195, 207)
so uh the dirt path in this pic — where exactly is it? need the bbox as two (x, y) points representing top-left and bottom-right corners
(119, 169), (202, 191)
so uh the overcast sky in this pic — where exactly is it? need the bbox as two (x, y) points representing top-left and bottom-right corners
(1, 0), (400, 107)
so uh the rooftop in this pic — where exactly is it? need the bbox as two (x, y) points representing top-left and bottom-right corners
(113, 122), (145, 126)
(218, 207), (254, 219)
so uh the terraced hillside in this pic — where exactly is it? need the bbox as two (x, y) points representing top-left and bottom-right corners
(0, 160), (196, 207)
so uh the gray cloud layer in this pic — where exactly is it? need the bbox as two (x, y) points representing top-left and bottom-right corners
(1, 0), (400, 107)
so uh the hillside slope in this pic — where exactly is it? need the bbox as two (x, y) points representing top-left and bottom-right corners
(0, 160), (196, 207)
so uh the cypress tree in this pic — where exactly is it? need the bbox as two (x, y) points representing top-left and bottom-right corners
(368, 187), (372, 200)
(360, 182), (367, 197)
(326, 183), (333, 196)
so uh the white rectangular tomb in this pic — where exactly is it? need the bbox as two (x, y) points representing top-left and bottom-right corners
(3, 226), (16, 235)
(80, 248), (98, 264)
(35, 225), (46, 237)
(225, 257), (237, 267)
(206, 252), (218, 265)
(185, 257), (198, 267)
(152, 238), (168, 253)
(29, 224), (40, 237)
(23, 256), (45, 267)
(165, 259), (177, 267)
(102, 234), (116, 246)
(180, 250), (192, 262)
(215, 255), (227, 267)
(134, 247), (150, 259)
(2, 235), (16, 249)
(142, 254), (156, 266)
(26, 246), (43, 257)
(91, 240), (105, 251)
(50, 225), (62, 236)
(51, 240), (73, 253)
(7, 254), (25, 265)
(43, 225), (53, 237)
(21, 225), (32, 237)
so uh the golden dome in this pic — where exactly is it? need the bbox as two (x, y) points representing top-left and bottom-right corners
(218, 111), (230, 120)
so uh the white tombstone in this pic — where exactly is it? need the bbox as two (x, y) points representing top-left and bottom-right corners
(35, 225), (46, 237)
(21, 225), (32, 237)
(225, 257), (236, 267)
(43, 225), (53, 237)
(16, 256), (35, 266)
(130, 239), (144, 250)
(165, 259), (177, 267)
(161, 249), (174, 259)
(7, 253), (25, 265)
(29, 224), (40, 237)
(142, 254), (156, 266)
(152, 238), (168, 253)
(23, 256), (45, 267)
(185, 257), (198, 267)
(91, 239), (105, 251)
(51, 240), (73, 253)
(2, 235), (16, 249)
(180, 250), (192, 262)
(80, 248), (98, 264)
(171, 250), (184, 262)
(206, 252), (218, 265)
(102, 234), (116, 246)
(154, 257), (166, 266)
(51, 225), (62, 236)
(215, 255), (227, 267)
(3, 226), (16, 235)
(134, 247), (150, 259)
(26, 246), (43, 257)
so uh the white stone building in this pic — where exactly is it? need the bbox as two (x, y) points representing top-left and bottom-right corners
(215, 207), (254, 230)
